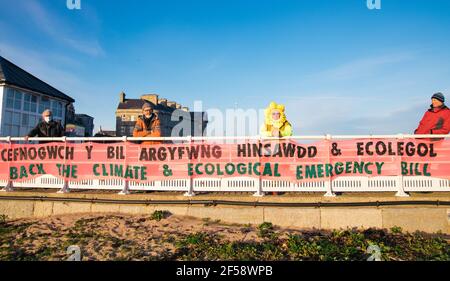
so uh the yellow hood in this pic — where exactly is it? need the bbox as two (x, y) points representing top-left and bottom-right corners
(264, 102), (288, 129)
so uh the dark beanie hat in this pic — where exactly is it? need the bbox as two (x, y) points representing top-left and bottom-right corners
(432, 92), (445, 103)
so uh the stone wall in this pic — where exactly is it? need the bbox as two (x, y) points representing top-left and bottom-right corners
(1, 192), (449, 233)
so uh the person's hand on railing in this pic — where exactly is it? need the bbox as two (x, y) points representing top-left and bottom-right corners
(24, 136), (29, 142)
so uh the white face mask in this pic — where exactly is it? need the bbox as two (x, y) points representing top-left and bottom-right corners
(44, 116), (52, 123)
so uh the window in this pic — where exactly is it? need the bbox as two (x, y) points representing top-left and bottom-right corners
(11, 125), (20, 137)
(22, 114), (29, 126)
(128, 126), (134, 136)
(30, 115), (39, 127)
(58, 102), (63, 117)
(2, 111), (13, 137)
(20, 127), (29, 137)
(6, 88), (22, 110)
(39, 97), (51, 114)
(24, 93), (38, 113)
(2, 110), (41, 137)
(2, 125), (11, 137)
(3, 111), (12, 124)
(12, 112), (21, 126)
(6, 90), (13, 108)
(51, 100), (63, 117)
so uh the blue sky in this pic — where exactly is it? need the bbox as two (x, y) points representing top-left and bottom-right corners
(1, 0), (449, 135)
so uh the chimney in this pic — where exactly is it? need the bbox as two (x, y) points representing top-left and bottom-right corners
(167, 101), (177, 108)
(158, 98), (167, 106)
(119, 92), (126, 103)
(141, 94), (159, 105)
(175, 103), (182, 109)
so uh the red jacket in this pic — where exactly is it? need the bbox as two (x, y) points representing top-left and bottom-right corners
(415, 106), (450, 135)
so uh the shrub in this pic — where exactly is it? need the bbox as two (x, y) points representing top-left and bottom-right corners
(150, 210), (171, 221)
(0, 214), (8, 225)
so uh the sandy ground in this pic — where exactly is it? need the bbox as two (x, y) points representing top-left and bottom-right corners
(1, 212), (449, 261)
(1, 213), (273, 261)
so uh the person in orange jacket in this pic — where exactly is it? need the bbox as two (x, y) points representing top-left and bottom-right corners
(133, 103), (162, 145)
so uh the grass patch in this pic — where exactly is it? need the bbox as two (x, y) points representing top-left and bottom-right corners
(150, 210), (171, 221)
(0, 215), (8, 225)
(173, 227), (450, 261)
(1, 214), (449, 261)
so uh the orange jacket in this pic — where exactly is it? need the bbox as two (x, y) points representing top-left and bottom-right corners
(133, 114), (162, 145)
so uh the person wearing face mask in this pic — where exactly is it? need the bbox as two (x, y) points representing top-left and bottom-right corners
(24, 109), (64, 142)
(415, 92), (450, 137)
(133, 102), (162, 145)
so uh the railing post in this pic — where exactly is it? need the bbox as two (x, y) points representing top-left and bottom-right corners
(253, 136), (265, 197)
(119, 136), (130, 195)
(57, 137), (71, 194)
(57, 181), (71, 194)
(1, 137), (14, 192)
(324, 134), (336, 197)
(395, 175), (409, 197)
(1, 181), (14, 192)
(395, 133), (410, 197)
(184, 136), (196, 197)
(119, 181), (130, 195)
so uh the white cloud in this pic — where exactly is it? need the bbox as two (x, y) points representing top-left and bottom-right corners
(20, 0), (104, 57)
(284, 95), (426, 135)
(0, 41), (83, 92)
(0, 41), (106, 132)
(308, 52), (416, 82)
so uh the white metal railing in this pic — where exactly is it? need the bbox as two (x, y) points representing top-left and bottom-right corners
(0, 134), (449, 142)
(0, 135), (449, 197)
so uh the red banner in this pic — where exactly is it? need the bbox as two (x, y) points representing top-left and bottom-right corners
(0, 139), (449, 183)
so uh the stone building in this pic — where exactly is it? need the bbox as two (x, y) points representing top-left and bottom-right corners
(74, 114), (95, 137)
(65, 103), (95, 137)
(115, 92), (207, 138)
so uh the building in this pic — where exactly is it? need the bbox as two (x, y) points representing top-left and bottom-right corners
(115, 92), (208, 138)
(0, 56), (75, 137)
(96, 128), (116, 137)
(75, 114), (95, 136)
(65, 123), (86, 137)
(64, 104), (95, 137)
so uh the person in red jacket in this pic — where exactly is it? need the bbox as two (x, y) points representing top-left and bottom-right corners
(414, 92), (450, 135)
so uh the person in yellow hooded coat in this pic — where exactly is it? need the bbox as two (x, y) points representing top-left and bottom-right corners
(260, 102), (293, 137)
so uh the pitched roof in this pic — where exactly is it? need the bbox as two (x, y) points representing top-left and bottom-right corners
(117, 98), (176, 112)
(0, 56), (75, 103)
(75, 113), (94, 119)
(117, 99), (147, 110)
